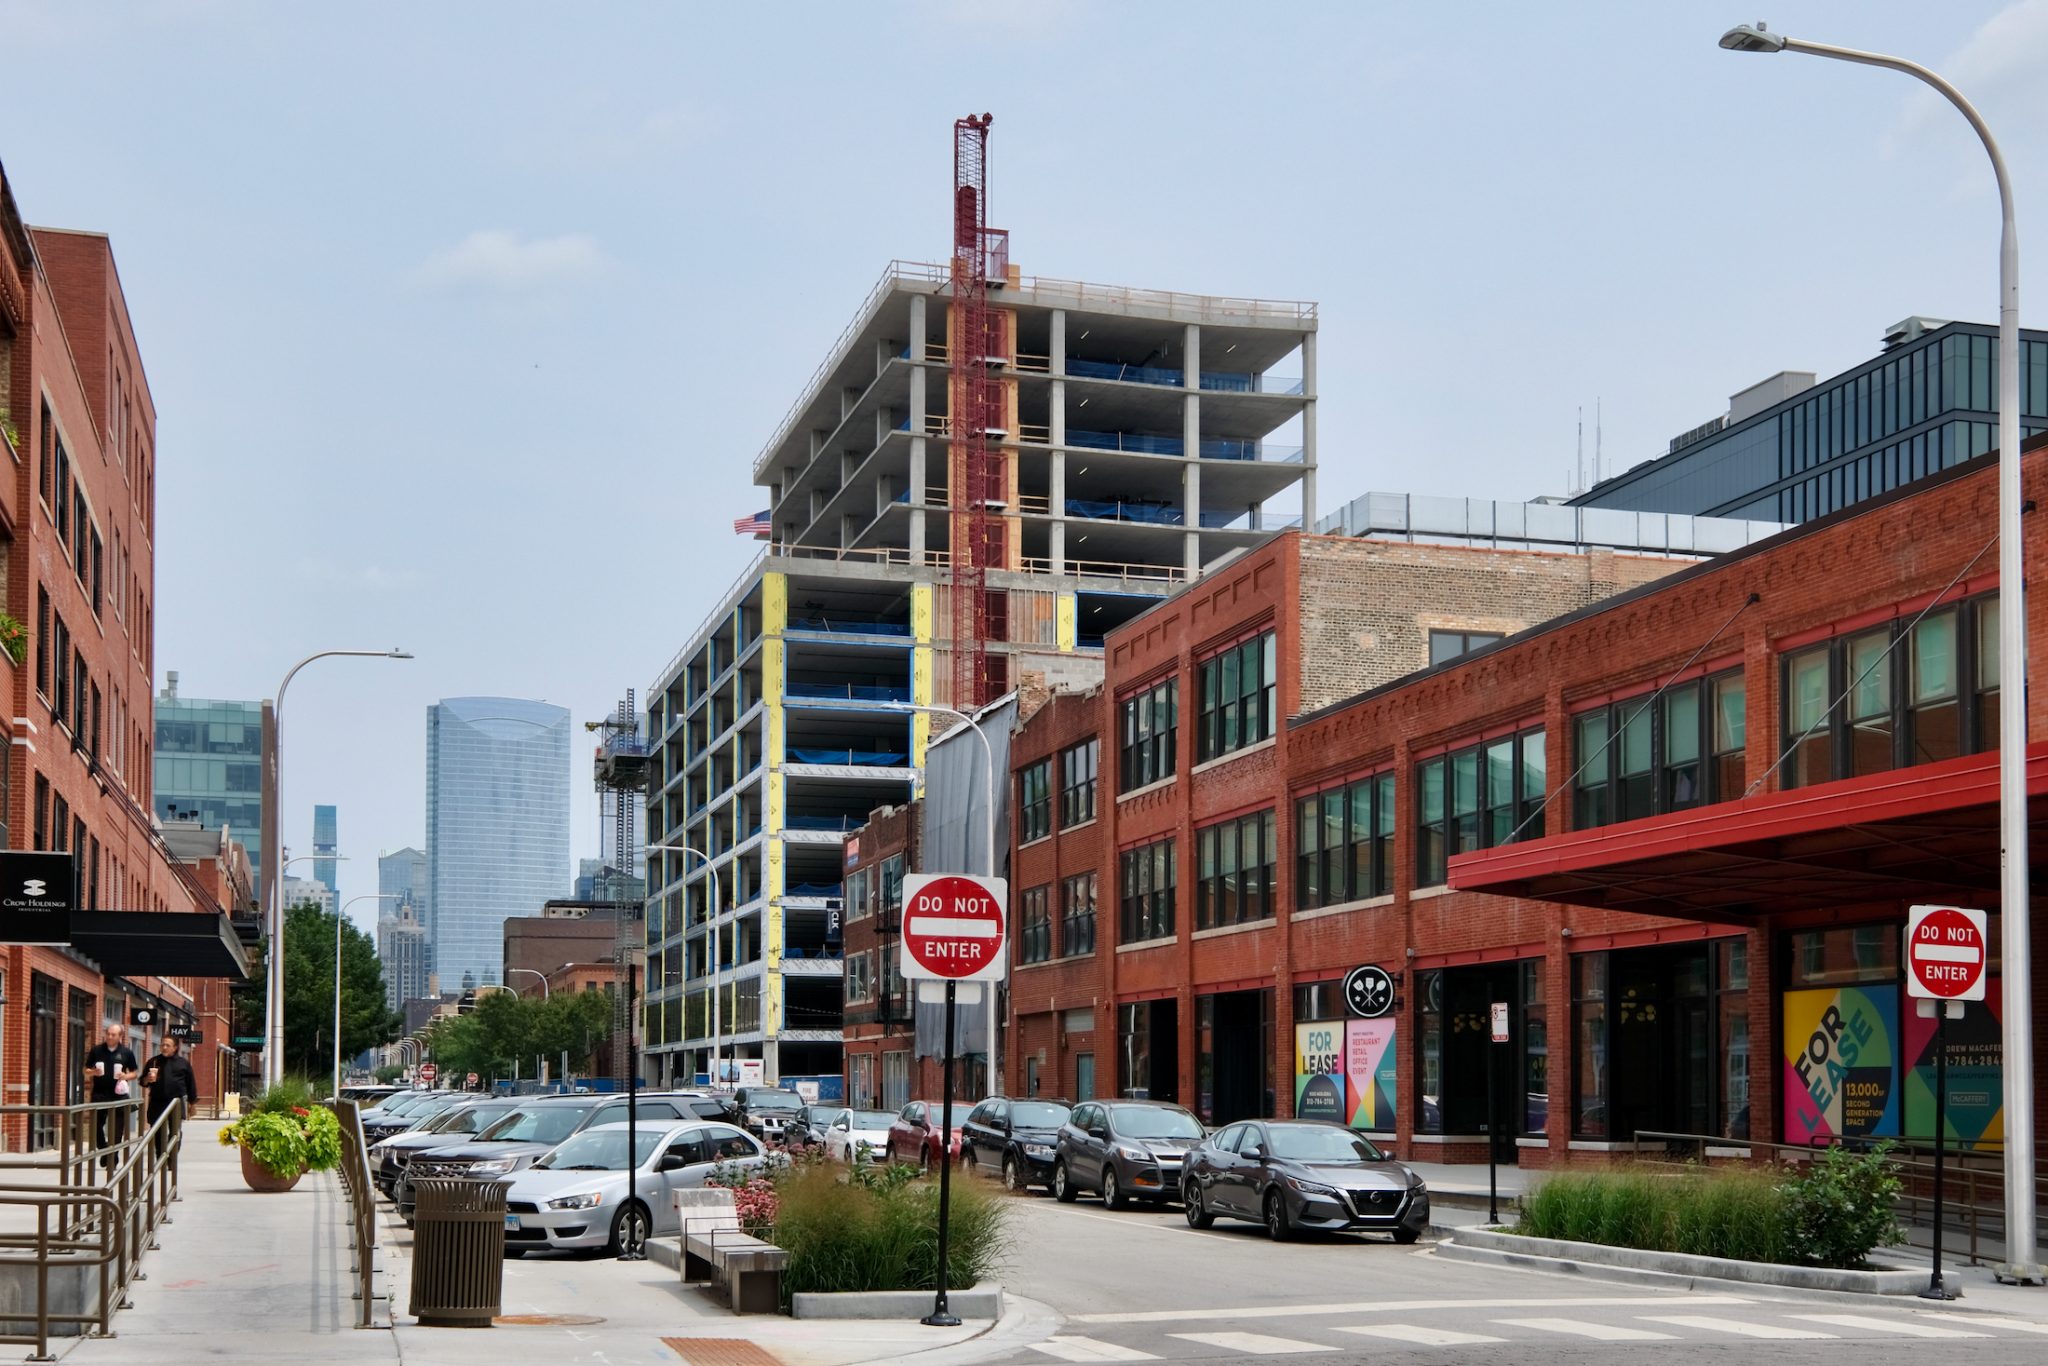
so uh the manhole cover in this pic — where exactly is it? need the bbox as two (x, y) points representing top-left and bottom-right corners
(493, 1313), (607, 1326)
(663, 1338), (785, 1365)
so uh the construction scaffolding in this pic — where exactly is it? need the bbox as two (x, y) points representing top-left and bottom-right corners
(588, 691), (649, 1080)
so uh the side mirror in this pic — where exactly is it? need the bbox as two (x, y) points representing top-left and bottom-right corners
(1089, 1127), (1109, 1141)
(658, 1151), (690, 1172)
(1248, 1143), (1271, 1160)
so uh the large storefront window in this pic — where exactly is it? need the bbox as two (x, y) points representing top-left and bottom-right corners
(1573, 955), (1608, 1138)
(1522, 962), (1548, 1134)
(1417, 971), (1442, 1134)
(1418, 961), (1538, 1153)
(1118, 997), (1179, 1103)
(1197, 988), (1272, 1125)
(1573, 940), (1750, 1142)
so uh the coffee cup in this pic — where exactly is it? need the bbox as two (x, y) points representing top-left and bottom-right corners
(95, 1062), (105, 1076)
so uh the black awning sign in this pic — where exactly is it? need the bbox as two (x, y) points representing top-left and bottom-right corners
(132, 1006), (157, 1028)
(167, 1023), (202, 1043)
(0, 852), (76, 946)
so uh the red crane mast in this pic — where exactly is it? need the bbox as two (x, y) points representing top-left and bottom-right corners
(949, 113), (1005, 711)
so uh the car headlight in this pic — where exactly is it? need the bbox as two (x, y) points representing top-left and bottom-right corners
(1115, 1144), (1152, 1163)
(1023, 1143), (1053, 1157)
(546, 1192), (604, 1210)
(467, 1160), (514, 1175)
(1412, 1181), (1428, 1195)
(1284, 1175), (1340, 1198)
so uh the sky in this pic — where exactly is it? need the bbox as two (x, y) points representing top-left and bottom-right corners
(6, 0), (2048, 932)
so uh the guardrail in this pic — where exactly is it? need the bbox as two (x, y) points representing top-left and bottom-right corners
(329, 1100), (384, 1329)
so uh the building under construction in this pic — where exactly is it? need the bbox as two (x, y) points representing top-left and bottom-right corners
(643, 119), (1317, 1085)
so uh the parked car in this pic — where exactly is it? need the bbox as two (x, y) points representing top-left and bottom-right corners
(731, 1087), (806, 1143)
(339, 1084), (403, 1106)
(960, 1098), (1072, 1192)
(1180, 1119), (1429, 1243)
(368, 1099), (519, 1197)
(1053, 1100), (1205, 1208)
(886, 1100), (970, 1170)
(502, 1120), (767, 1257)
(362, 1091), (462, 1144)
(823, 1109), (898, 1164)
(789, 1104), (847, 1149)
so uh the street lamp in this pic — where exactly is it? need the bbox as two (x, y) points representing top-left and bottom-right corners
(1719, 21), (2039, 1284)
(263, 647), (413, 1088)
(336, 893), (396, 1098)
(647, 845), (722, 1085)
(505, 967), (550, 1000)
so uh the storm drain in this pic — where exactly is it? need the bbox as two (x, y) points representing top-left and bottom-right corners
(493, 1313), (607, 1326)
(663, 1338), (785, 1365)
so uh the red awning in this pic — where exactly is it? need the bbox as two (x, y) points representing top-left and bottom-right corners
(1450, 745), (2048, 921)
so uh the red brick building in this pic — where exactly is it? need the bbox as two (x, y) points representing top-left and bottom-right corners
(840, 803), (919, 1110)
(1002, 457), (2048, 1169)
(0, 162), (247, 1144)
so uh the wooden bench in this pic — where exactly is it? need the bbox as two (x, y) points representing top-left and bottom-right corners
(676, 1188), (788, 1315)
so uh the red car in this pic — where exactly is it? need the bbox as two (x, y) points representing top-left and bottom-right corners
(885, 1100), (970, 1170)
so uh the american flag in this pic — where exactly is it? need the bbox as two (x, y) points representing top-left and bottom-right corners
(733, 509), (771, 537)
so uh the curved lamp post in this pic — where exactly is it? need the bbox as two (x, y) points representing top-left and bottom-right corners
(505, 967), (550, 1000)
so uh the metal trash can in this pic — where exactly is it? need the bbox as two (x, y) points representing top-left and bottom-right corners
(409, 1178), (510, 1327)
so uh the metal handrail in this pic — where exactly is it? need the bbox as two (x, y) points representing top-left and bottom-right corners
(329, 1100), (384, 1328)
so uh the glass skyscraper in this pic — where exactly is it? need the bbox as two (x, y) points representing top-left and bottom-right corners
(313, 805), (338, 897)
(153, 673), (265, 881)
(424, 697), (571, 989)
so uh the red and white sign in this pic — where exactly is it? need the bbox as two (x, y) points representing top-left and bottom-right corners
(417, 1063), (438, 1085)
(900, 873), (1009, 983)
(465, 1071), (480, 1088)
(1490, 1002), (1510, 1043)
(1906, 904), (1990, 1002)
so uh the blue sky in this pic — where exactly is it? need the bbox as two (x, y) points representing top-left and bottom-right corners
(6, 0), (2046, 927)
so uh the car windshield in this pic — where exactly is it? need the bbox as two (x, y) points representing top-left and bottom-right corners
(847, 1110), (896, 1129)
(1266, 1126), (1387, 1164)
(380, 1094), (431, 1115)
(1011, 1102), (1070, 1128)
(447, 1105), (514, 1134)
(747, 1091), (802, 1111)
(1109, 1106), (1204, 1140)
(807, 1107), (848, 1127)
(422, 1107), (473, 1133)
(480, 1106), (591, 1144)
(533, 1129), (665, 1171)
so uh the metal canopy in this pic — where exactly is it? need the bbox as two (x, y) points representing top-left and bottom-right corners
(70, 910), (254, 979)
(1450, 745), (2048, 921)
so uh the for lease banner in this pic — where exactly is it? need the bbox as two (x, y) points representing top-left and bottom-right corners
(1294, 1022), (1345, 1121)
(1781, 985), (1900, 1144)
(1344, 1019), (1397, 1131)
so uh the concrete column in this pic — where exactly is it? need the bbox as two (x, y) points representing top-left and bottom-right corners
(909, 353), (929, 560)
(1051, 366), (1068, 574)
(1050, 450), (1067, 573)
(1050, 308), (1066, 377)
(1301, 329), (1318, 525)
(1184, 324), (1202, 573)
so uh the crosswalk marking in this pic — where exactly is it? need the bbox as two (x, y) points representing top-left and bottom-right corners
(1074, 1294), (1754, 1325)
(1494, 1317), (1677, 1341)
(1029, 1338), (1160, 1363)
(1170, 1331), (1326, 1355)
(1638, 1315), (1838, 1340)
(1792, 1314), (1990, 1339)
(1334, 1323), (1508, 1347)
(1918, 1312), (2048, 1336)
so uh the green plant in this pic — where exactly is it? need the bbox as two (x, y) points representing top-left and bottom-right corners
(251, 1076), (318, 1115)
(0, 613), (25, 668)
(0, 407), (18, 450)
(1779, 1142), (1905, 1270)
(765, 1159), (1009, 1307)
(220, 1111), (309, 1179)
(218, 1078), (345, 1178)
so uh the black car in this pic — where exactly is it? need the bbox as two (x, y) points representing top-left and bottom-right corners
(960, 1097), (1072, 1192)
(362, 1091), (462, 1143)
(1053, 1100), (1205, 1208)
(789, 1104), (848, 1149)
(369, 1098), (518, 1196)
(730, 1086), (805, 1143)
(1180, 1119), (1429, 1243)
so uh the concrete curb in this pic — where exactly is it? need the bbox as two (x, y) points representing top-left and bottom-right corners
(793, 1284), (1003, 1321)
(861, 1293), (1064, 1366)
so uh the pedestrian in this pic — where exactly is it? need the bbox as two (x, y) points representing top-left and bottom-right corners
(142, 1033), (199, 1148)
(84, 1023), (139, 1162)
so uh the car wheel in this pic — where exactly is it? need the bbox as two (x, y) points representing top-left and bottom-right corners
(1001, 1154), (1021, 1193)
(1053, 1161), (1078, 1203)
(1393, 1227), (1422, 1245)
(607, 1200), (650, 1258)
(1101, 1167), (1125, 1210)
(1183, 1179), (1215, 1229)
(1264, 1190), (1292, 1242)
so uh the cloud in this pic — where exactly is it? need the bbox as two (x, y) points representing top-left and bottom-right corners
(1893, 1), (2048, 145)
(296, 558), (424, 592)
(415, 230), (607, 292)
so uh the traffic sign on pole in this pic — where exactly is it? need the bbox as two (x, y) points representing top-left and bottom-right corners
(1907, 905), (1990, 1002)
(900, 874), (1009, 983)
(417, 1062), (437, 1085)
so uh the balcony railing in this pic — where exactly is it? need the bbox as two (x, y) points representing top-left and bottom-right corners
(785, 682), (911, 703)
(785, 747), (911, 767)
(787, 616), (912, 637)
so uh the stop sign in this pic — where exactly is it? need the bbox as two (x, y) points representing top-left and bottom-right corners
(1906, 904), (1990, 1001)
(900, 873), (1009, 983)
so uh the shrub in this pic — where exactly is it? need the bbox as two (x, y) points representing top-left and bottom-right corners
(1779, 1143), (1904, 1270)
(766, 1161), (1009, 1306)
(218, 1079), (346, 1178)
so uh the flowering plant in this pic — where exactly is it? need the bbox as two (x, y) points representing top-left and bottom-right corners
(0, 613), (26, 668)
(219, 1079), (343, 1178)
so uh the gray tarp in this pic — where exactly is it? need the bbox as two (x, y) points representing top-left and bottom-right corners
(914, 695), (1016, 1060)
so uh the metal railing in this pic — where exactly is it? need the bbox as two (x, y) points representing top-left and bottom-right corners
(0, 1098), (181, 1360)
(329, 1100), (384, 1329)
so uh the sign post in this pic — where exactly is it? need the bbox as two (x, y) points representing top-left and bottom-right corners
(418, 1062), (437, 1086)
(1488, 1001), (1509, 1225)
(900, 873), (1008, 1328)
(1906, 905), (1989, 1302)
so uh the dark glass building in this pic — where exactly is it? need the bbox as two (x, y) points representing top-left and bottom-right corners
(1573, 319), (2048, 522)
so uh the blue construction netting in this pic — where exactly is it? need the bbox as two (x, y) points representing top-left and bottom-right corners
(786, 748), (910, 767)
(785, 814), (865, 832)
(1066, 498), (1184, 525)
(788, 617), (912, 636)
(1068, 428), (1184, 457)
(786, 682), (911, 702)
(786, 882), (844, 900)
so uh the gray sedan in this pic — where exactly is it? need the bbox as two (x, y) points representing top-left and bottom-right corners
(1180, 1119), (1428, 1242)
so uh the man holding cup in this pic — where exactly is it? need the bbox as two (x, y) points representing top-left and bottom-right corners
(142, 1034), (198, 1150)
(83, 1024), (139, 1163)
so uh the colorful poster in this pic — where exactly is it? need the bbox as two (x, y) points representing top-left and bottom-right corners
(1344, 1019), (1397, 1131)
(1293, 1022), (1345, 1121)
(1903, 979), (2004, 1148)
(1781, 986), (1900, 1144)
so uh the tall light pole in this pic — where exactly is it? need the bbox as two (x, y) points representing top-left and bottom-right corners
(648, 845), (722, 1086)
(335, 893), (396, 1098)
(1720, 22), (2038, 1284)
(263, 647), (413, 1088)
(505, 967), (550, 1000)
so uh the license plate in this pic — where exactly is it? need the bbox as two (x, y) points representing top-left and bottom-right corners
(504, 1215), (519, 1231)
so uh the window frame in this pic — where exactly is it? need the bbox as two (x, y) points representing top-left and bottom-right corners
(1059, 738), (1099, 828)
(1571, 668), (1746, 830)
(1196, 629), (1277, 763)
(1117, 677), (1178, 791)
(1414, 725), (1545, 887)
(1060, 871), (1097, 958)
(1294, 770), (1395, 911)
(1017, 759), (1052, 844)
(1427, 629), (1506, 666)
(1196, 808), (1277, 930)
(1117, 837), (1176, 944)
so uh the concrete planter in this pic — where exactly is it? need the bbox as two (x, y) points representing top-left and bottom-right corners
(790, 1283), (1003, 1321)
(1443, 1225), (1937, 1296)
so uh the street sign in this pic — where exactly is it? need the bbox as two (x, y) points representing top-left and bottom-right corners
(417, 1062), (438, 1084)
(1907, 905), (1990, 1002)
(167, 1022), (202, 1043)
(131, 1005), (157, 1028)
(899, 873), (1009, 982)
(1344, 964), (1395, 1019)
(1490, 1001), (1510, 1043)
(0, 851), (76, 946)
(465, 1071), (480, 1088)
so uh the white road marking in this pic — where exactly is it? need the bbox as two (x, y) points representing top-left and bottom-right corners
(1917, 1312), (2048, 1335)
(1639, 1315), (1838, 1340)
(1074, 1293), (1754, 1325)
(1335, 1323), (1508, 1346)
(1171, 1331), (1326, 1355)
(1029, 1338), (1160, 1362)
(1793, 1314), (1990, 1339)
(1495, 1317), (1677, 1341)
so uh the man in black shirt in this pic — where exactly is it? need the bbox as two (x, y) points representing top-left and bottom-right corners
(84, 1024), (139, 1162)
(142, 1034), (199, 1148)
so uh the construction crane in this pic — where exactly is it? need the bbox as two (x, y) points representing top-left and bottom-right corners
(588, 692), (649, 1080)
(949, 113), (1009, 710)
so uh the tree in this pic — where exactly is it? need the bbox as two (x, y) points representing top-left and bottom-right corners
(418, 987), (614, 1086)
(281, 901), (402, 1079)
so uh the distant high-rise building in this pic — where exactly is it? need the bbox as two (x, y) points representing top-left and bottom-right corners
(377, 902), (429, 1012)
(153, 672), (266, 881)
(282, 872), (334, 915)
(312, 805), (338, 897)
(379, 846), (428, 920)
(575, 856), (647, 905)
(425, 697), (571, 989)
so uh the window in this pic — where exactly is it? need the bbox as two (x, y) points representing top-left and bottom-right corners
(1118, 838), (1176, 943)
(1196, 630), (1277, 762)
(846, 951), (874, 1003)
(879, 854), (905, 925)
(1196, 809), (1276, 930)
(88, 530), (102, 619)
(1060, 872), (1096, 956)
(1572, 670), (1746, 829)
(1018, 885), (1052, 964)
(35, 587), (49, 699)
(1017, 759), (1052, 843)
(1414, 726), (1544, 885)
(1059, 739), (1098, 827)
(50, 614), (70, 728)
(844, 868), (869, 922)
(1295, 771), (1395, 910)
(32, 775), (48, 850)
(1573, 954), (1608, 1138)
(1428, 630), (1505, 666)
(1118, 677), (1178, 790)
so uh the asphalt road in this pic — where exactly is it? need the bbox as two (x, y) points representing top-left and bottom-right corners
(982, 1188), (2048, 1364)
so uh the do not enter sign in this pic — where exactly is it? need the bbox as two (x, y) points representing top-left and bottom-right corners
(1906, 904), (1989, 1002)
(899, 873), (1009, 983)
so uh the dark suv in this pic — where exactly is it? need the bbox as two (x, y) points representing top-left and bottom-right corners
(1053, 1100), (1206, 1208)
(731, 1087), (806, 1143)
(369, 1098), (518, 1197)
(960, 1098), (1071, 1192)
